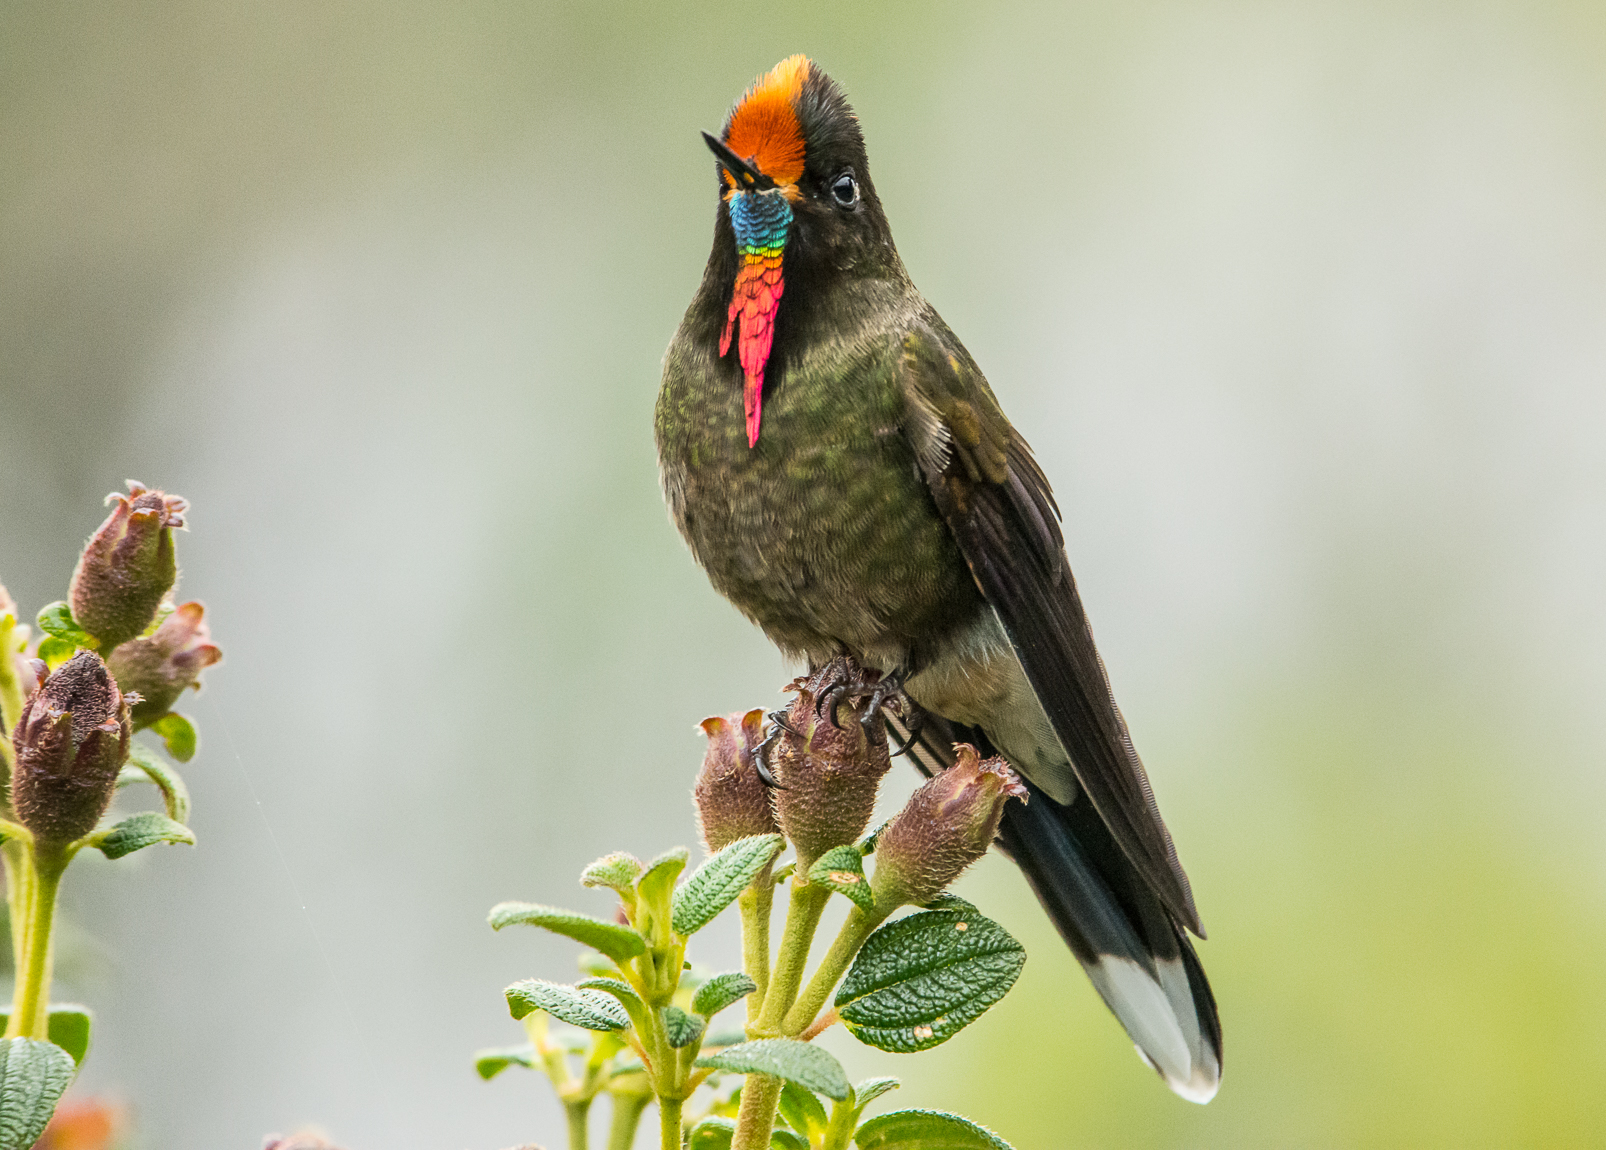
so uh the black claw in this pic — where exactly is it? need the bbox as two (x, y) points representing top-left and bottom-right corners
(752, 729), (787, 789)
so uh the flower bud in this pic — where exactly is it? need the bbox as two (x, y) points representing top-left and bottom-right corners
(870, 744), (1028, 910)
(106, 600), (221, 725)
(68, 481), (187, 651)
(770, 662), (894, 871)
(11, 651), (132, 845)
(694, 708), (779, 852)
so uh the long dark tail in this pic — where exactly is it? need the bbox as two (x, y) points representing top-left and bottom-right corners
(898, 717), (1222, 1103)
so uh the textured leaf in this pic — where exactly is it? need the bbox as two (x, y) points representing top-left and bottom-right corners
(95, 812), (196, 860)
(575, 977), (644, 1015)
(504, 980), (628, 1031)
(581, 851), (643, 893)
(124, 744), (191, 824)
(854, 1109), (1015, 1150)
(687, 1119), (806, 1150)
(852, 1076), (901, 1111)
(0, 1011), (92, 1069)
(687, 1117), (736, 1150)
(35, 637), (77, 671)
(691, 971), (757, 1019)
(778, 1080), (829, 1138)
(637, 846), (690, 906)
(835, 907), (1023, 1053)
(45, 1008), (91, 1068)
(488, 902), (645, 964)
(0, 1038), (73, 1150)
(34, 603), (95, 648)
(149, 711), (197, 762)
(473, 1044), (536, 1080)
(663, 1005), (705, 1049)
(695, 1038), (850, 1101)
(806, 845), (874, 910)
(672, 834), (784, 936)
(858, 822), (888, 855)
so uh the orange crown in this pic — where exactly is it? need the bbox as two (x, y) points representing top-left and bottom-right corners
(723, 55), (810, 187)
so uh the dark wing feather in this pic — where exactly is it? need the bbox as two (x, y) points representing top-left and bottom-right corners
(897, 327), (1203, 936)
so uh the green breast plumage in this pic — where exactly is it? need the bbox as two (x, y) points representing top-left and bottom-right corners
(656, 322), (979, 665)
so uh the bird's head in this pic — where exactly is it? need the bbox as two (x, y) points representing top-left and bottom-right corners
(701, 56), (894, 447)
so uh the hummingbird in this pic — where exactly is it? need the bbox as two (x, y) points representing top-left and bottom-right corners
(655, 55), (1221, 1102)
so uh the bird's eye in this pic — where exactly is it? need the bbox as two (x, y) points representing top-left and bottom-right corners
(830, 173), (859, 207)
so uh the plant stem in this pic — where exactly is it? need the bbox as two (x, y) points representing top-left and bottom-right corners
(7, 845), (66, 1039)
(565, 1099), (592, 1150)
(731, 881), (831, 1150)
(731, 1073), (783, 1150)
(738, 874), (773, 1025)
(755, 882), (829, 1035)
(0, 617), (23, 743)
(2, 839), (35, 990)
(821, 1095), (858, 1150)
(606, 1091), (652, 1150)
(658, 1092), (683, 1150)
(782, 903), (887, 1036)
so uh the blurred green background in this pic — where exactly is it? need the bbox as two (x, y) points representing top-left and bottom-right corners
(4, 1), (1606, 1146)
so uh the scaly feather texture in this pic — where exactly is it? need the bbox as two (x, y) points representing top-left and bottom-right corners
(720, 191), (792, 447)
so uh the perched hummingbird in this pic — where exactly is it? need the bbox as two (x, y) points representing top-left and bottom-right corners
(656, 55), (1221, 1102)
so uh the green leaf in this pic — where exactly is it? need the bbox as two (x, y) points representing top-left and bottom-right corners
(853, 1110), (1015, 1150)
(694, 1038), (850, 1101)
(149, 711), (197, 762)
(504, 980), (628, 1031)
(35, 637), (77, 671)
(34, 602), (95, 648)
(834, 906), (1024, 1053)
(0, 1010), (92, 1069)
(139, 601), (176, 638)
(687, 1117), (736, 1150)
(672, 834), (784, 936)
(663, 1005), (705, 1049)
(691, 971), (757, 1019)
(806, 845), (874, 910)
(852, 1076), (901, 1112)
(0, 1038), (74, 1150)
(920, 893), (980, 915)
(473, 1043), (536, 1080)
(123, 744), (191, 824)
(778, 1080), (829, 1138)
(859, 821), (888, 855)
(575, 977), (644, 1014)
(687, 1118), (805, 1150)
(581, 851), (643, 893)
(637, 846), (690, 906)
(488, 903), (646, 964)
(45, 1008), (90, 1068)
(95, 812), (196, 860)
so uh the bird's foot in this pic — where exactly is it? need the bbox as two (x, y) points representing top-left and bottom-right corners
(753, 708), (794, 788)
(809, 656), (914, 740)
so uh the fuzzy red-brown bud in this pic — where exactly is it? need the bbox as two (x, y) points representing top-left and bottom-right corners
(11, 650), (132, 845)
(870, 744), (1027, 910)
(770, 661), (895, 871)
(68, 481), (187, 651)
(694, 708), (780, 852)
(106, 600), (221, 726)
